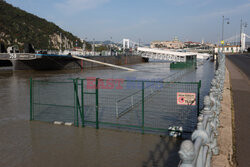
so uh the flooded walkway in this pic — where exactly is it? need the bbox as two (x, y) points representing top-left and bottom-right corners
(0, 60), (214, 167)
(0, 121), (181, 167)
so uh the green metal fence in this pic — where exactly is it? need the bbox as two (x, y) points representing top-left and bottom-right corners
(30, 78), (201, 135)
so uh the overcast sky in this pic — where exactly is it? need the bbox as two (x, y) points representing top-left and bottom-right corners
(6, 0), (250, 44)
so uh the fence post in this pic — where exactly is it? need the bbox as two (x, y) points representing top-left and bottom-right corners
(142, 81), (144, 134)
(81, 79), (85, 127)
(76, 79), (79, 127)
(30, 78), (33, 121)
(197, 80), (201, 117)
(96, 78), (99, 129)
(195, 56), (198, 69)
(73, 79), (76, 126)
(73, 79), (79, 127)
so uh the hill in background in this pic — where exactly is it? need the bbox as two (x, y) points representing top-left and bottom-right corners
(0, 0), (89, 50)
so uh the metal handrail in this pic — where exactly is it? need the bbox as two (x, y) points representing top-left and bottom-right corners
(116, 67), (196, 103)
(178, 52), (225, 167)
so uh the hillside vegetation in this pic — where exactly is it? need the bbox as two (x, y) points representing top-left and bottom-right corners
(0, 0), (87, 50)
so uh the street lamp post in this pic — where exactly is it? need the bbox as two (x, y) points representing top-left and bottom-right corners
(221, 15), (229, 52)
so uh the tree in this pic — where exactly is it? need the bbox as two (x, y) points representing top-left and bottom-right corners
(0, 1), (85, 50)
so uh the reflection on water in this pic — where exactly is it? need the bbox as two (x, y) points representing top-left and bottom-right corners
(0, 60), (214, 167)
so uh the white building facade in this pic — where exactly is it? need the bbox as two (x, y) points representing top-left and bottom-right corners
(214, 45), (241, 53)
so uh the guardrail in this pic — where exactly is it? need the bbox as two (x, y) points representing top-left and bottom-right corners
(178, 52), (225, 167)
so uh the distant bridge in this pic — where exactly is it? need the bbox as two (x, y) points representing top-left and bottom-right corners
(222, 32), (250, 51)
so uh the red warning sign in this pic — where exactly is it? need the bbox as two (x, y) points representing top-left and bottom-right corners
(177, 92), (196, 105)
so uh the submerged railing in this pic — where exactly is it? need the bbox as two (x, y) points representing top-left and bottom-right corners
(178, 52), (225, 167)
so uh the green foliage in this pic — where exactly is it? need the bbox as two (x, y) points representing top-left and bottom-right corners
(85, 42), (92, 51)
(95, 45), (109, 52)
(0, 1), (85, 50)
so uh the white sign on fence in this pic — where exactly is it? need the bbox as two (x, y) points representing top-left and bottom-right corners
(177, 92), (196, 105)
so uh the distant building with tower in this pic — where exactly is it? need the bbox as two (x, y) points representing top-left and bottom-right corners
(184, 41), (201, 48)
(150, 37), (185, 49)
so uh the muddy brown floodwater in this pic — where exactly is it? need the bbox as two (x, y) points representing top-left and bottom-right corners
(0, 60), (214, 167)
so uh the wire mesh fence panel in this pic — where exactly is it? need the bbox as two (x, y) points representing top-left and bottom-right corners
(143, 81), (199, 134)
(32, 80), (76, 124)
(96, 79), (142, 129)
(31, 78), (200, 135)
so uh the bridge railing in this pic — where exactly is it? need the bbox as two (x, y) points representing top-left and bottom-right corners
(178, 52), (225, 167)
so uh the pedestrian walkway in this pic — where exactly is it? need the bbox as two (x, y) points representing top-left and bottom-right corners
(226, 57), (250, 167)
